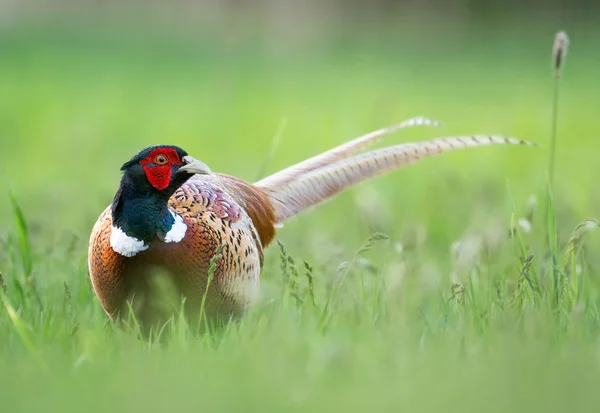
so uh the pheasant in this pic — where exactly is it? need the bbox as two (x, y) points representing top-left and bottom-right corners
(88, 117), (533, 331)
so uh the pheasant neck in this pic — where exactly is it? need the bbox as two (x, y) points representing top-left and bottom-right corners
(109, 177), (187, 257)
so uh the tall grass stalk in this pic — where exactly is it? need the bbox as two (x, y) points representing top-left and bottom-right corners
(319, 232), (389, 330)
(548, 31), (568, 184)
(255, 117), (288, 180)
(547, 31), (569, 308)
(547, 186), (560, 306)
(198, 243), (225, 331)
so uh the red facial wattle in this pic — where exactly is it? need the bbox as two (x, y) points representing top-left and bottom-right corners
(139, 148), (182, 190)
(143, 165), (172, 190)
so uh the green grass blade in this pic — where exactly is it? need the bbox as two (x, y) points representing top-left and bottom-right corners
(8, 189), (32, 278)
(1, 292), (49, 372)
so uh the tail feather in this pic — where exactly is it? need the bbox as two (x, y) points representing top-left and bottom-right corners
(260, 135), (536, 223)
(254, 116), (440, 189)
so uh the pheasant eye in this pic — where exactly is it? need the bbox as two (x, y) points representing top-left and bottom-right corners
(154, 154), (168, 165)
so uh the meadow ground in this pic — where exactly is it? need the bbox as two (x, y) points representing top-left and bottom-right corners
(1, 21), (600, 412)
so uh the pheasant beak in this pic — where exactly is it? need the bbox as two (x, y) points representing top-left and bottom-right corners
(179, 156), (212, 175)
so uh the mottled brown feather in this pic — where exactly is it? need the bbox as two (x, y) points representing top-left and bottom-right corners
(212, 174), (277, 247)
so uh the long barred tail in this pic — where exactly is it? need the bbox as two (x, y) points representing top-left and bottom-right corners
(257, 135), (536, 223)
(254, 116), (441, 189)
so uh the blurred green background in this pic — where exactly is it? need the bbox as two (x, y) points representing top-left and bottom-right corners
(1, 2), (599, 244)
(1, 2), (600, 412)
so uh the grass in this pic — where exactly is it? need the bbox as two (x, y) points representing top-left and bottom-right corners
(1, 21), (600, 412)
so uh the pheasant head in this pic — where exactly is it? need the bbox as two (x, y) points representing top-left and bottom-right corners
(110, 145), (211, 257)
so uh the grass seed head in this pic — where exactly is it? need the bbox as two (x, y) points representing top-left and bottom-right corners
(552, 31), (569, 77)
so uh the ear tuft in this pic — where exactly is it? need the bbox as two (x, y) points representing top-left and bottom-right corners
(120, 159), (137, 171)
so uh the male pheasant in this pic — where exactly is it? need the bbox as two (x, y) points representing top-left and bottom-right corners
(88, 117), (533, 330)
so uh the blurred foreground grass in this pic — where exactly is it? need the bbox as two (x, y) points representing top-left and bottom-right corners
(1, 21), (600, 412)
